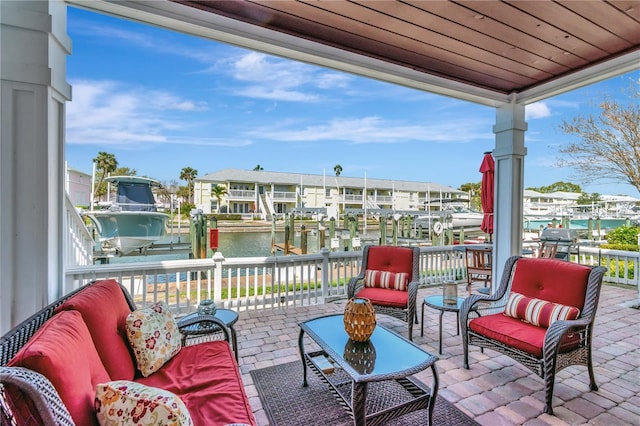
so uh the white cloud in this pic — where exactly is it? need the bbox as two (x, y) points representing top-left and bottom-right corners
(227, 52), (350, 102)
(526, 102), (552, 119)
(66, 79), (209, 146)
(247, 116), (493, 144)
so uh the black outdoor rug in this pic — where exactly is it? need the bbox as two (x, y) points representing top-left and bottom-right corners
(250, 361), (479, 426)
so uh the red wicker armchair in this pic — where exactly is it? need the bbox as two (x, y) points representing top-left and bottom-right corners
(459, 256), (606, 415)
(347, 245), (420, 340)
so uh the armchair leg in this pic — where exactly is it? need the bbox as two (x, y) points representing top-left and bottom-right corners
(587, 350), (598, 391)
(408, 321), (413, 341)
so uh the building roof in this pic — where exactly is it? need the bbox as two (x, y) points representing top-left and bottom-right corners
(197, 168), (464, 194)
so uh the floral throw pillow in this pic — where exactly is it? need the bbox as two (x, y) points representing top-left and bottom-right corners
(126, 302), (181, 377)
(95, 381), (193, 426)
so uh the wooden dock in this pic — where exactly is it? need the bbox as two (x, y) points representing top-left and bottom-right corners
(272, 242), (303, 255)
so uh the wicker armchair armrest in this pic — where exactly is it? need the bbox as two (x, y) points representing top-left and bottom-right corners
(347, 275), (365, 299)
(177, 315), (230, 343)
(543, 317), (591, 353)
(0, 366), (75, 426)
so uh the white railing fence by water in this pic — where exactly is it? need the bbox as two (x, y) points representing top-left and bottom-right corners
(64, 245), (640, 315)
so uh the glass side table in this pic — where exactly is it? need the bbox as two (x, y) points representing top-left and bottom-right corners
(421, 295), (465, 355)
(178, 308), (239, 361)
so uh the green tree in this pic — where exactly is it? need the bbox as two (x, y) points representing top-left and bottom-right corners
(577, 192), (601, 205)
(253, 164), (264, 171)
(527, 182), (582, 193)
(179, 167), (198, 203)
(211, 184), (228, 213)
(112, 167), (136, 177)
(176, 186), (190, 202)
(557, 79), (640, 192)
(334, 164), (342, 176)
(459, 182), (481, 210)
(93, 151), (118, 200)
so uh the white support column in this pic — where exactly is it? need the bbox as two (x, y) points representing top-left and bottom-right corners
(0, 0), (71, 333)
(492, 100), (527, 286)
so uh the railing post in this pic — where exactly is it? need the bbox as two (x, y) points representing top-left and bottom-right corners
(321, 248), (330, 298)
(213, 252), (224, 302)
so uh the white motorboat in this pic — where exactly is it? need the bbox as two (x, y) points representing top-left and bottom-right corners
(83, 176), (169, 255)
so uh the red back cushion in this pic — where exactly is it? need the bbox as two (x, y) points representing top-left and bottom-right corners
(366, 246), (414, 276)
(8, 310), (109, 426)
(510, 258), (591, 310)
(55, 279), (135, 380)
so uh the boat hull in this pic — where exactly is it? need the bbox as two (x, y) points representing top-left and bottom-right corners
(86, 211), (168, 255)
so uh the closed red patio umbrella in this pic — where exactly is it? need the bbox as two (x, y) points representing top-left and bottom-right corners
(480, 152), (495, 237)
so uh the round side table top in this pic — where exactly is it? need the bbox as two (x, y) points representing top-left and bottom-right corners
(423, 295), (465, 312)
(180, 308), (239, 330)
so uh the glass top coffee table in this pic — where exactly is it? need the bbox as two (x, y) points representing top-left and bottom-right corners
(298, 314), (439, 426)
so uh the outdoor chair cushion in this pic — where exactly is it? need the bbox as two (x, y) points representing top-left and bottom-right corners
(126, 302), (182, 377)
(137, 340), (256, 426)
(469, 313), (581, 358)
(353, 287), (408, 308)
(55, 279), (136, 380)
(510, 258), (591, 310)
(95, 380), (193, 426)
(504, 292), (580, 328)
(364, 269), (409, 291)
(8, 310), (110, 426)
(366, 245), (414, 274)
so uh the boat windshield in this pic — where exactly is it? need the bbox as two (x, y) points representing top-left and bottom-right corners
(116, 182), (157, 212)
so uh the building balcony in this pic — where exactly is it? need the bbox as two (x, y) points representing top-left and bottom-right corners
(227, 189), (256, 200)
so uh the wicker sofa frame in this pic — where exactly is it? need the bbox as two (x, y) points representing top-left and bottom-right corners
(0, 280), (230, 425)
(459, 256), (607, 415)
(347, 245), (420, 341)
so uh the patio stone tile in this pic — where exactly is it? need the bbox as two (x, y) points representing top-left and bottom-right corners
(580, 391), (617, 410)
(563, 397), (606, 418)
(608, 406), (640, 425)
(550, 406), (587, 424)
(233, 284), (639, 425)
(475, 411), (516, 425)
(590, 412), (639, 426)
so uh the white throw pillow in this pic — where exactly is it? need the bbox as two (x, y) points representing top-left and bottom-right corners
(125, 302), (181, 377)
(95, 380), (193, 426)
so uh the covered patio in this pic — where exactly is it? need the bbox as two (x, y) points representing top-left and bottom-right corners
(236, 283), (639, 425)
(1, 1), (639, 424)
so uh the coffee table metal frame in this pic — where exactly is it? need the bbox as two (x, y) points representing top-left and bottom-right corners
(178, 309), (239, 361)
(298, 314), (439, 426)
(421, 295), (465, 355)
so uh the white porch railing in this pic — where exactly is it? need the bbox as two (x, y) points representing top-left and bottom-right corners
(63, 193), (94, 267)
(64, 245), (640, 314)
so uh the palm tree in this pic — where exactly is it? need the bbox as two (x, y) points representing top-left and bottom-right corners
(253, 164), (264, 171)
(334, 164), (343, 176)
(211, 184), (228, 213)
(179, 167), (198, 203)
(93, 151), (118, 200)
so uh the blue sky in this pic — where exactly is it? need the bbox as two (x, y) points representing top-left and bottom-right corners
(65, 7), (639, 197)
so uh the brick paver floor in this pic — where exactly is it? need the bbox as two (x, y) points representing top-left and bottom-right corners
(234, 284), (640, 426)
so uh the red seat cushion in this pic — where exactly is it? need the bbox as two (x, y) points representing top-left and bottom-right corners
(469, 313), (581, 358)
(137, 340), (256, 426)
(510, 258), (591, 310)
(355, 287), (408, 308)
(55, 279), (136, 380)
(8, 311), (110, 426)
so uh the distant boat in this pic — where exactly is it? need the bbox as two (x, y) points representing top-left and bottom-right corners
(415, 199), (484, 231)
(83, 176), (169, 255)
